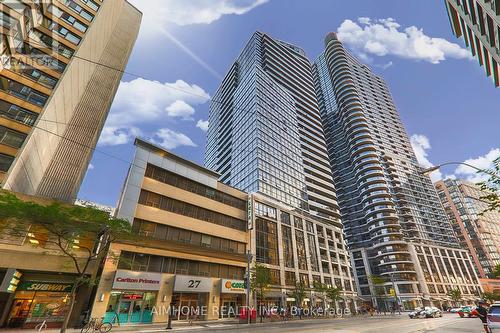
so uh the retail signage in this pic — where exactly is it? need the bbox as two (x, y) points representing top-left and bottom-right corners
(113, 270), (162, 291)
(247, 198), (254, 230)
(122, 293), (144, 300)
(17, 281), (73, 292)
(0, 269), (22, 293)
(221, 279), (246, 294)
(174, 275), (212, 293)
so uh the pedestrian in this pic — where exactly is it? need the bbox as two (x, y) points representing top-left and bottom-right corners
(476, 300), (491, 333)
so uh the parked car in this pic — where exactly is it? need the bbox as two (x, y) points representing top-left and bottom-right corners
(488, 302), (500, 332)
(449, 307), (462, 313)
(458, 306), (478, 318)
(422, 307), (443, 318)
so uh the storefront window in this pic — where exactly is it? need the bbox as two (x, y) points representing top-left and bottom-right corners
(104, 292), (156, 324)
(7, 282), (73, 329)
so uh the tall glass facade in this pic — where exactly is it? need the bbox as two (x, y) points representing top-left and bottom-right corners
(206, 32), (340, 225)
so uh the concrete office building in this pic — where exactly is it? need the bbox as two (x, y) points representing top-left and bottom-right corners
(0, 0), (141, 201)
(435, 179), (500, 279)
(313, 33), (482, 310)
(90, 139), (249, 323)
(205, 31), (357, 309)
(445, 0), (500, 86)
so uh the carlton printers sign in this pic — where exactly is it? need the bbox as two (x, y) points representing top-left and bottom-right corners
(113, 270), (162, 291)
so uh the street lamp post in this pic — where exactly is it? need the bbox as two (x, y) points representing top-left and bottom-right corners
(390, 273), (400, 315)
(420, 162), (499, 180)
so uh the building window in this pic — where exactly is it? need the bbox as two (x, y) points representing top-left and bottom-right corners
(307, 234), (319, 272)
(144, 164), (247, 210)
(285, 271), (296, 286)
(282, 225), (294, 268)
(0, 76), (49, 107)
(295, 230), (308, 270)
(138, 190), (246, 231)
(255, 201), (277, 220)
(0, 125), (26, 148)
(133, 219), (246, 254)
(0, 100), (38, 126)
(255, 218), (279, 265)
(118, 251), (245, 279)
(0, 153), (14, 172)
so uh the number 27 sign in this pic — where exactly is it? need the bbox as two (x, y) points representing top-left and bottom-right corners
(174, 276), (212, 292)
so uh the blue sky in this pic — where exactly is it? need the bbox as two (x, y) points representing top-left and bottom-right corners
(78, 0), (500, 207)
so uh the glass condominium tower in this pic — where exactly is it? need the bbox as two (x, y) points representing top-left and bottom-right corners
(205, 31), (340, 224)
(205, 32), (360, 306)
(0, 0), (141, 202)
(313, 33), (481, 309)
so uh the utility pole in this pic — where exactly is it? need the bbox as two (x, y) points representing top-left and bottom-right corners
(390, 273), (400, 315)
(246, 250), (252, 324)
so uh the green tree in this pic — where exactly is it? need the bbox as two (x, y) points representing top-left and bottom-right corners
(0, 191), (134, 333)
(369, 275), (387, 313)
(493, 264), (500, 278)
(477, 157), (500, 214)
(325, 286), (342, 315)
(313, 281), (328, 309)
(250, 263), (271, 323)
(292, 281), (306, 308)
(447, 288), (462, 304)
(483, 292), (500, 304)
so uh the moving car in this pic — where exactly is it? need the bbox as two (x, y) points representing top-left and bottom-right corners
(449, 307), (462, 313)
(488, 302), (500, 332)
(408, 308), (425, 319)
(458, 305), (478, 318)
(422, 307), (442, 318)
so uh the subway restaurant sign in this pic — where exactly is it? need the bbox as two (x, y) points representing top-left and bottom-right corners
(17, 281), (73, 292)
(221, 279), (246, 294)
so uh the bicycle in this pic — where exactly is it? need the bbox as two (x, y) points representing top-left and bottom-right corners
(35, 320), (48, 332)
(81, 317), (112, 333)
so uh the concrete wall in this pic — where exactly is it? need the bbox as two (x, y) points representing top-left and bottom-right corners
(3, 0), (141, 202)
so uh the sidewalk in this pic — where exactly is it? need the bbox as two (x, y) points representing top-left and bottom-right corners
(0, 314), (404, 333)
(0, 319), (240, 333)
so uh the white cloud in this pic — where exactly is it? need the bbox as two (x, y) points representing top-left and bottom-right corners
(166, 100), (195, 120)
(129, 0), (269, 35)
(99, 78), (210, 146)
(337, 17), (472, 64)
(376, 61), (393, 70)
(454, 148), (500, 183)
(410, 134), (442, 182)
(153, 128), (197, 150)
(410, 134), (500, 184)
(88, 163), (94, 171)
(196, 119), (209, 132)
(98, 126), (142, 146)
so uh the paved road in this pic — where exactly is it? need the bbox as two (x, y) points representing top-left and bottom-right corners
(137, 314), (482, 333)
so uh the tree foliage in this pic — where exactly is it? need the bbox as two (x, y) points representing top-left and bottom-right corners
(477, 157), (500, 214)
(493, 264), (500, 278)
(292, 281), (306, 306)
(447, 288), (462, 302)
(0, 191), (135, 332)
(483, 292), (500, 304)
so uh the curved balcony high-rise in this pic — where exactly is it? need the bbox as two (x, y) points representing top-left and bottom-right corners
(313, 33), (459, 306)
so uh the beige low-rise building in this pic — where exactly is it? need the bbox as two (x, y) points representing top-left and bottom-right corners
(90, 139), (249, 324)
